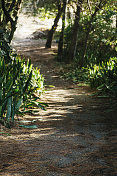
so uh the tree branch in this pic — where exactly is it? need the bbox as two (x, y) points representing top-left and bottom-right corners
(16, 0), (22, 12)
(91, 0), (107, 22)
(8, 0), (16, 13)
(1, 0), (13, 23)
(87, 0), (92, 15)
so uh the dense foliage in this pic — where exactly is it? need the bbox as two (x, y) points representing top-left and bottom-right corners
(0, 0), (22, 43)
(89, 58), (117, 96)
(21, 0), (58, 17)
(0, 30), (45, 128)
(58, 0), (117, 97)
(18, 0), (117, 97)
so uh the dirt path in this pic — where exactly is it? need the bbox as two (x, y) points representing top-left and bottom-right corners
(0, 39), (117, 176)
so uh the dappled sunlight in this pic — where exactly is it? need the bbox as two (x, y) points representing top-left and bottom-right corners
(1, 127), (56, 141)
(32, 116), (64, 122)
(1, 2), (117, 176)
(1, 87), (117, 176)
(0, 174), (23, 176)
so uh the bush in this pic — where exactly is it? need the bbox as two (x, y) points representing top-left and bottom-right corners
(88, 57), (117, 96)
(0, 30), (45, 128)
(61, 66), (88, 84)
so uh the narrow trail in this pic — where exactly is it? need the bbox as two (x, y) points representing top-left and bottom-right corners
(0, 39), (117, 176)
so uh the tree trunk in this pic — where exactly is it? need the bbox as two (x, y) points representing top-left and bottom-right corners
(45, 2), (63, 48)
(1, 0), (22, 43)
(67, 0), (82, 63)
(80, 27), (90, 67)
(81, 0), (108, 67)
(57, 0), (67, 62)
(9, 18), (18, 43)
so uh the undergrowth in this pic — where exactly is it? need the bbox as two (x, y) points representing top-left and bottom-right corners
(0, 30), (46, 128)
(59, 56), (117, 98)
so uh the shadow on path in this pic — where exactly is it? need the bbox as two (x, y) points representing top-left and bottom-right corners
(0, 39), (117, 176)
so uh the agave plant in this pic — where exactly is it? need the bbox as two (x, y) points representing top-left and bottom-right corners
(0, 30), (46, 128)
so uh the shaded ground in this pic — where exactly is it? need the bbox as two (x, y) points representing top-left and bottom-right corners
(0, 38), (117, 176)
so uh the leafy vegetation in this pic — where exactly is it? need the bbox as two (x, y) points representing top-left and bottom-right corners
(0, 0), (117, 128)
(0, 30), (45, 128)
(60, 65), (88, 84)
(11, 0), (117, 97)
(89, 57), (117, 97)
(0, 0), (22, 43)
(56, 0), (117, 97)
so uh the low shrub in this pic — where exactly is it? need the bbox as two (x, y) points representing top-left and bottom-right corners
(0, 30), (46, 128)
(88, 57), (117, 96)
(61, 66), (88, 84)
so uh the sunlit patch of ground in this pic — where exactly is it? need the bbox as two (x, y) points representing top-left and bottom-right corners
(14, 13), (62, 40)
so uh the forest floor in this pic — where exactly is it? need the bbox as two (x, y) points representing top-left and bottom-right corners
(0, 15), (117, 176)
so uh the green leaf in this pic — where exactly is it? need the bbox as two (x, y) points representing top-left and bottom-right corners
(0, 132), (11, 136)
(19, 125), (38, 129)
(6, 96), (12, 121)
(15, 98), (23, 112)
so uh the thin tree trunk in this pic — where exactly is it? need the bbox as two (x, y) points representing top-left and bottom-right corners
(67, 0), (83, 63)
(1, 0), (22, 43)
(80, 27), (90, 67)
(45, 1), (63, 48)
(57, 0), (67, 62)
(81, 0), (108, 67)
(9, 18), (18, 43)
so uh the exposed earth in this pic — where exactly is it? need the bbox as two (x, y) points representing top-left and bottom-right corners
(0, 15), (117, 176)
